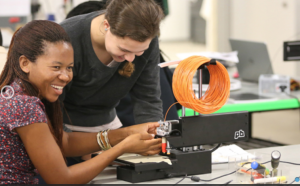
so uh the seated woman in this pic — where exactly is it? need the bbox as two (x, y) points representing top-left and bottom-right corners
(0, 20), (161, 184)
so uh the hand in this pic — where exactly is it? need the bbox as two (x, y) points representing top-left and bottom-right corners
(119, 133), (162, 155)
(107, 122), (160, 147)
(139, 149), (162, 156)
(126, 122), (160, 136)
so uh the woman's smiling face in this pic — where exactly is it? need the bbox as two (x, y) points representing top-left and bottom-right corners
(22, 41), (74, 102)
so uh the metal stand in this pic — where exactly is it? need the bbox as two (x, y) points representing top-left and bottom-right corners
(198, 68), (202, 100)
(181, 60), (217, 151)
(198, 68), (203, 150)
(182, 69), (202, 118)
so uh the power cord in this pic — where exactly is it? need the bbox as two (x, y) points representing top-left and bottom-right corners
(281, 160), (300, 166)
(289, 180), (295, 185)
(173, 174), (188, 185)
(210, 143), (221, 153)
(172, 170), (236, 185)
(222, 180), (233, 185)
(172, 161), (270, 185)
(288, 177), (300, 185)
(173, 160), (300, 185)
(197, 170), (237, 182)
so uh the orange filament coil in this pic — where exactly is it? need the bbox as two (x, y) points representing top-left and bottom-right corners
(172, 55), (230, 115)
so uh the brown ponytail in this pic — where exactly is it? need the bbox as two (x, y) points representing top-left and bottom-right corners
(118, 62), (135, 77)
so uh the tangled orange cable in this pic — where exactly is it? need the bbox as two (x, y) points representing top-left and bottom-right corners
(172, 55), (230, 115)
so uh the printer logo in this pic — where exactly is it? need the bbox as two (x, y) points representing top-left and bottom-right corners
(234, 130), (245, 139)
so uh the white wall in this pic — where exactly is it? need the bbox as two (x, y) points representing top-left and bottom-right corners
(159, 0), (191, 41)
(35, 0), (191, 41)
(73, 0), (88, 7)
(35, 0), (93, 23)
(229, 0), (300, 77)
(72, 0), (193, 41)
(35, 0), (66, 23)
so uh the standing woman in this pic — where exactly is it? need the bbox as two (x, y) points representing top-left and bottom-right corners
(60, 0), (165, 159)
(0, 20), (161, 184)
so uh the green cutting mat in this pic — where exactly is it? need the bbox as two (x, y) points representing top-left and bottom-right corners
(177, 99), (300, 116)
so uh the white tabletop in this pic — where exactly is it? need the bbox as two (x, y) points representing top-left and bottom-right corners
(91, 144), (300, 184)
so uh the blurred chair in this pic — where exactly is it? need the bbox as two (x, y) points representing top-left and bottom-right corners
(66, 1), (106, 19)
(0, 29), (2, 46)
(0, 29), (8, 73)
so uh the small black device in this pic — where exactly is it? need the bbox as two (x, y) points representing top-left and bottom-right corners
(271, 150), (281, 169)
(284, 41), (300, 61)
(271, 150), (281, 177)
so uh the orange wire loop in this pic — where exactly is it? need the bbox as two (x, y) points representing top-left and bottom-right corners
(170, 55), (230, 117)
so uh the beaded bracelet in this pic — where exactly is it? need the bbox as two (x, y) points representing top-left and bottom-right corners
(96, 129), (112, 151)
(96, 132), (104, 150)
(103, 129), (111, 149)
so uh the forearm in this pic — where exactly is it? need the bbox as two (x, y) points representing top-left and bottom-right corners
(62, 127), (129, 157)
(18, 123), (159, 184)
(63, 132), (99, 157)
(106, 127), (129, 146)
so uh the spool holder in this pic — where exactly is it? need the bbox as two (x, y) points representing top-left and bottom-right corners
(181, 59), (217, 117)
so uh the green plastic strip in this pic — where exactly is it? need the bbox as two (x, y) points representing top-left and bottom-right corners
(177, 99), (300, 117)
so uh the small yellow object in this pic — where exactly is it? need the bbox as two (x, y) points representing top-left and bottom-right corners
(276, 176), (286, 182)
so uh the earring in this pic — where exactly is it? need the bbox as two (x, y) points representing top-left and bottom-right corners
(105, 28), (108, 31)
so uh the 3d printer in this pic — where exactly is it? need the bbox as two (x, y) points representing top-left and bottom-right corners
(115, 58), (249, 183)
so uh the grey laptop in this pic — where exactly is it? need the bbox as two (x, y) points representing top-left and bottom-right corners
(229, 39), (274, 83)
(229, 39), (274, 100)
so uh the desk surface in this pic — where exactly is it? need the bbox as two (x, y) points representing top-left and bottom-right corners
(91, 144), (300, 184)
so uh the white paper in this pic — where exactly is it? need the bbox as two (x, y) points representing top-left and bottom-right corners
(117, 153), (172, 165)
(177, 51), (239, 63)
(158, 60), (181, 68)
(0, 0), (30, 16)
(212, 144), (255, 164)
